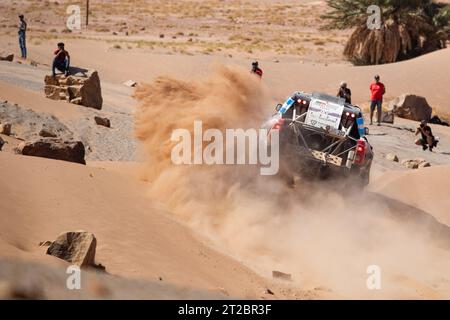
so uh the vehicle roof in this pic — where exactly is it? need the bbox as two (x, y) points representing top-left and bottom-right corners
(296, 91), (362, 113)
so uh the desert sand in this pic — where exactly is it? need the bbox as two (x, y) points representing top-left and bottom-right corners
(1, 0), (450, 300)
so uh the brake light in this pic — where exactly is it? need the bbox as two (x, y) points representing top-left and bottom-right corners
(354, 139), (366, 165)
(344, 112), (355, 118)
(272, 118), (285, 130)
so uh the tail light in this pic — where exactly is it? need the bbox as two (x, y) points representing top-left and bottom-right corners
(272, 118), (285, 131)
(354, 139), (366, 165)
(342, 112), (356, 128)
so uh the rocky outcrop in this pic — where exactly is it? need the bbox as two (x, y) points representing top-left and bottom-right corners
(94, 116), (111, 128)
(18, 138), (86, 164)
(0, 52), (14, 62)
(401, 159), (431, 169)
(0, 101), (73, 142)
(44, 70), (103, 110)
(46, 231), (97, 267)
(388, 95), (432, 121)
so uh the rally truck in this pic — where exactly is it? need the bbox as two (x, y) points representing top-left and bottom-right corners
(263, 92), (373, 186)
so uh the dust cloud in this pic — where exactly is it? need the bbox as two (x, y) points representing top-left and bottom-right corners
(135, 65), (450, 298)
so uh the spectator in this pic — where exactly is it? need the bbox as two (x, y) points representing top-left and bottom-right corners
(369, 75), (386, 126)
(52, 42), (71, 77)
(415, 120), (437, 152)
(18, 14), (27, 59)
(251, 61), (263, 78)
(337, 81), (352, 104)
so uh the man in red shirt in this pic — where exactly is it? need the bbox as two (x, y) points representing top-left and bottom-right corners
(251, 61), (263, 78)
(52, 42), (71, 77)
(369, 75), (386, 126)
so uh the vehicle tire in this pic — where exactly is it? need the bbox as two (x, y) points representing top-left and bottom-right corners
(348, 166), (370, 189)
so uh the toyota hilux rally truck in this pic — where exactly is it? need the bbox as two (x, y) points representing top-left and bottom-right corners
(263, 92), (373, 186)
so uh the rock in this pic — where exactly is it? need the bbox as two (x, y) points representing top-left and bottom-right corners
(401, 159), (419, 169)
(0, 123), (12, 136)
(388, 94), (432, 121)
(386, 153), (399, 162)
(265, 288), (274, 295)
(381, 110), (394, 124)
(272, 270), (292, 281)
(401, 158), (430, 169)
(70, 97), (82, 105)
(0, 52), (14, 62)
(39, 128), (57, 138)
(418, 161), (431, 168)
(123, 80), (137, 87)
(0, 136), (4, 151)
(30, 60), (38, 67)
(44, 70), (103, 110)
(39, 240), (53, 247)
(46, 231), (97, 267)
(44, 75), (60, 86)
(429, 115), (450, 127)
(18, 138), (86, 165)
(94, 116), (111, 128)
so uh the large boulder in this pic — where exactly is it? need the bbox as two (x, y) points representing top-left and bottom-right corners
(44, 70), (103, 110)
(46, 231), (97, 267)
(388, 94), (432, 121)
(0, 52), (14, 62)
(18, 138), (86, 164)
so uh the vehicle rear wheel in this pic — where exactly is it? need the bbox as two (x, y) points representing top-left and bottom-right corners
(347, 166), (370, 189)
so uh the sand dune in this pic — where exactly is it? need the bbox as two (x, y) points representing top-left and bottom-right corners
(369, 165), (450, 227)
(0, 152), (315, 299)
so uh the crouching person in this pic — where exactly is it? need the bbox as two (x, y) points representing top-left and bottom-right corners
(415, 120), (437, 152)
(52, 42), (71, 77)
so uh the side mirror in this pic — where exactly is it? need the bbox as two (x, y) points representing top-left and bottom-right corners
(364, 127), (370, 135)
(275, 104), (282, 112)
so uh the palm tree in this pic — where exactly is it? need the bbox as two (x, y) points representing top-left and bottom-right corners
(322, 0), (450, 65)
